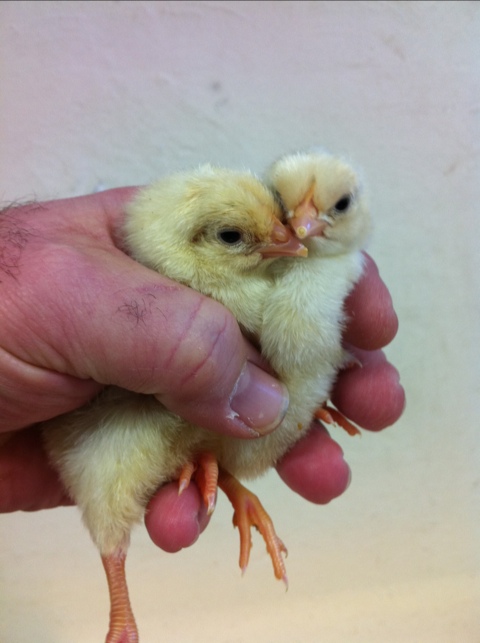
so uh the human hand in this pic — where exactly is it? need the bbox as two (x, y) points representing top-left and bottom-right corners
(0, 191), (404, 552)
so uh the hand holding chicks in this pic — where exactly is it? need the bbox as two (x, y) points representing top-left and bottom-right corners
(0, 164), (403, 521)
(0, 158), (404, 642)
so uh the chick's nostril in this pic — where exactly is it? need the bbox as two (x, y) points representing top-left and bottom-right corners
(291, 215), (327, 239)
(295, 226), (308, 239)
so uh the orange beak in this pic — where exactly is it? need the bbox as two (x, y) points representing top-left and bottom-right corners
(259, 219), (308, 258)
(289, 182), (327, 239)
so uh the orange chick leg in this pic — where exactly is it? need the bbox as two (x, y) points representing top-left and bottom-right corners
(218, 468), (288, 588)
(178, 451), (218, 515)
(315, 404), (361, 437)
(101, 550), (138, 643)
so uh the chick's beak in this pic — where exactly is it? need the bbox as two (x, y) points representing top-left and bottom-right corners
(289, 182), (327, 239)
(259, 219), (308, 258)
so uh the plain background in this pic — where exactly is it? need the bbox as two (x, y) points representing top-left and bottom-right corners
(1, 2), (478, 641)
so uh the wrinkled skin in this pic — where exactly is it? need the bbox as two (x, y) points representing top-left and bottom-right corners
(0, 190), (405, 552)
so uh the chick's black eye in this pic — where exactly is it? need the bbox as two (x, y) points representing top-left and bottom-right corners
(217, 229), (243, 245)
(334, 195), (351, 212)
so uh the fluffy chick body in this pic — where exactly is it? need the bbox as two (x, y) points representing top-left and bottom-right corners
(43, 388), (190, 554)
(124, 165), (280, 335)
(226, 150), (372, 471)
(43, 165), (294, 556)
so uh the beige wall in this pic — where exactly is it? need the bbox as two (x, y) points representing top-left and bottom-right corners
(1, 2), (478, 641)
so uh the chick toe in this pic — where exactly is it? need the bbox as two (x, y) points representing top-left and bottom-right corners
(218, 469), (288, 587)
(315, 404), (361, 437)
(178, 452), (218, 515)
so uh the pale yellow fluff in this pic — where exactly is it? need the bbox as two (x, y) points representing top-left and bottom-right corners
(42, 154), (371, 558)
(43, 165), (285, 554)
(215, 151), (371, 476)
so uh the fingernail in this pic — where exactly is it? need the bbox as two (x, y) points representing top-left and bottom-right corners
(230, 362), (289, 435)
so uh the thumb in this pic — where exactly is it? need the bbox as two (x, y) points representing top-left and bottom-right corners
(67, 256), (288, 438)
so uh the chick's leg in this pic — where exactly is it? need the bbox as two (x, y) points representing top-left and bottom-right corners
(101, 550), (138, 643)
(178, 451), (218, 515)
(218, 469), (288, 587)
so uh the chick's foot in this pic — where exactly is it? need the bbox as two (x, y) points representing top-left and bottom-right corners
(101, 550), (138, 643)
(178, 451), (218, 515)
(218, 469), (288, 587)
(315, 404), (361, 437)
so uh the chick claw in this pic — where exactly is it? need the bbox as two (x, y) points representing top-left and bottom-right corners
(178, 452), (218, 515)
(315, 404), (361, 437)
(218, 469), (288, 588)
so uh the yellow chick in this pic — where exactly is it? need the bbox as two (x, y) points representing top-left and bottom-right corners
(42, 165), (306, 643)
(204, 151), (372, 586)
(261, 149), (372, 430)
(266, 150), (371, 252)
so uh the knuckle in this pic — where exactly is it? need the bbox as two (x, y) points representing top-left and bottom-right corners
(169, 299), (241, 396)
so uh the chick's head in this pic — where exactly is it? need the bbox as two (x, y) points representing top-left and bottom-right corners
(124, 165), (306, 290)
(265, 152), (371, 255)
